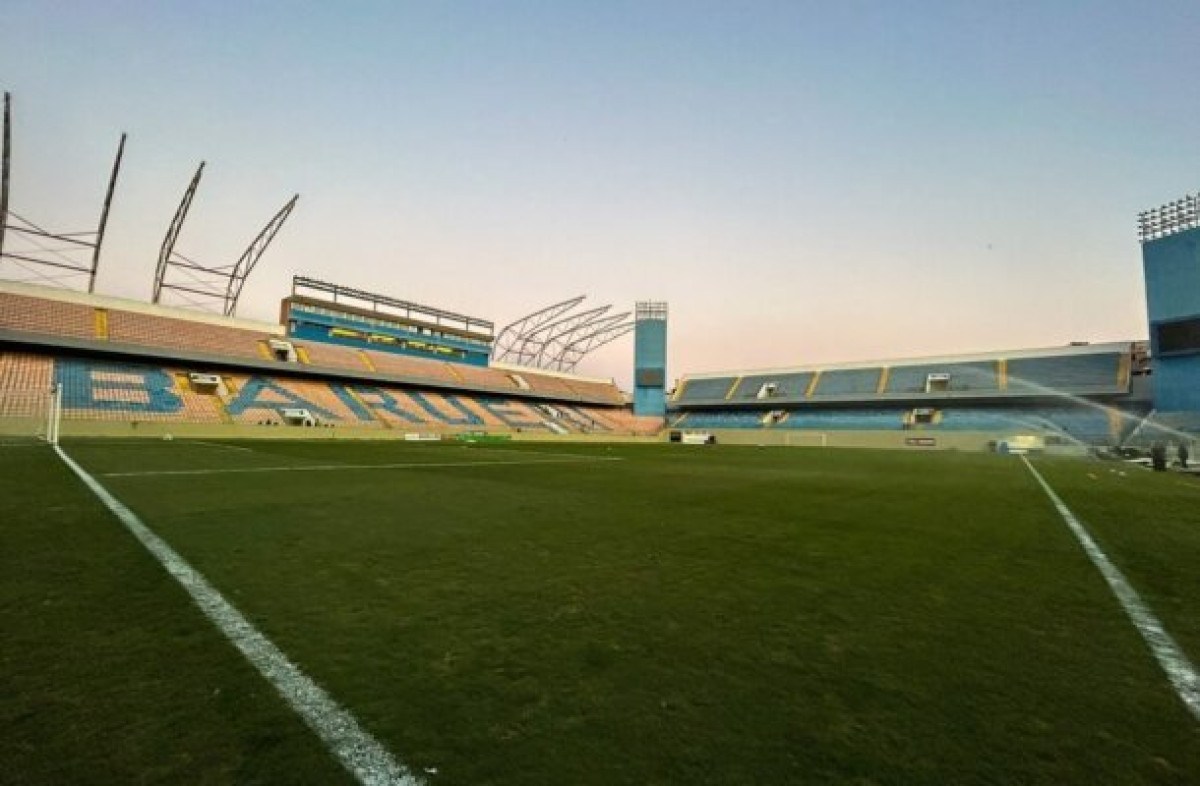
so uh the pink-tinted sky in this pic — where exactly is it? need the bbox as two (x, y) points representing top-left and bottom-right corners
(2, 1), (1198, 389)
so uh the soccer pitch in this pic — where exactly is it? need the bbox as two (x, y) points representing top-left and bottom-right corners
(4, 439), (1200, 785)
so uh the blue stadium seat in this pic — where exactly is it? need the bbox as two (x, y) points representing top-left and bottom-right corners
(812, 369), (882, 397)
(885, 362), (998, 394)
(1006, 353), (1123, 394)
(729, 372), (814, 400)
(678, 377), (738, 402)
(936, 407), (1117, 444)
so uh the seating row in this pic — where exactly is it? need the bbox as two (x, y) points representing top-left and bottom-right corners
(674, 405), (1128, 444)
(677, 352), (1127, 403)
(0, 291), (623, 405)
(0, 352), (652, 435)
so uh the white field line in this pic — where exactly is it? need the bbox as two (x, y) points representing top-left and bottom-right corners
(450, 444), (621, 460)
(51, 438), (258, 453)
(1021, 456), (1200, 722)
(52, 445), (422, 786)
(102, 455), (624, 478)
(189, 440), (256, 453)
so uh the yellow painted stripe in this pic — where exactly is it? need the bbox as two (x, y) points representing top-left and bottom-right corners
(358, 350), (377, 372)
(724, 375), (743, 400)
(876, 367), (890, 395)
(444, 363), (465, 383)
(256, 341), (273, 361)
(997, 359), (1008, 391)
(296, 346), (311, 365)
(93, 308), (109, 340)
(806, 370), (822, 398)
(214, 395), (234, 424)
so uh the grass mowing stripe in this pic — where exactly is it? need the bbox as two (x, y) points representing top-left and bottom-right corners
(52, 445), (423, 786)
(101, 455), (624, 478)
(1022, 456), (1200, 722)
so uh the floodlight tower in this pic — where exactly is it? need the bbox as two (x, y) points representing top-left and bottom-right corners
(633, 301), (668, 417)
(1139, 193), (1200, 414)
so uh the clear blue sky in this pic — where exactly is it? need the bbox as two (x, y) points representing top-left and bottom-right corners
(2, 1), (1198, 387)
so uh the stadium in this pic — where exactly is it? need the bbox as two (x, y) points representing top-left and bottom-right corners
(3, 77), (1200, 786)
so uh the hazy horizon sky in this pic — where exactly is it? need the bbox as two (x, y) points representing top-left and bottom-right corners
(2, 1), (1198, 389)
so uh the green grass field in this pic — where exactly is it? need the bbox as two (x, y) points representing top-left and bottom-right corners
(3, 439), (1199, 785)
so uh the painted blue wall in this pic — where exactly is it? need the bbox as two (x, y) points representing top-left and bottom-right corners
(633, 316), (667, 416)
(288, 307), (490, 366)
(1142, 227), (1200, 412)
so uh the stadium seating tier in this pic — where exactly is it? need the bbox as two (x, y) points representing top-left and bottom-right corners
(0, 290), (622, 405)
(0, 353), (649, 436)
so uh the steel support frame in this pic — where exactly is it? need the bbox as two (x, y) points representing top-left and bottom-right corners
(492, 295), (585, 365)
(152, 161), (298, 316)
(0, 91), (126, 293)
(492, 295), (635, 372)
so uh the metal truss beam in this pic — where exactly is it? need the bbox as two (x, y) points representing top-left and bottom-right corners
(152, 161), (298, 316)
(539, 312), (632, 371)
(531, 306), (618, 367)
(492, 294), (636, 373)
(0, 92), (9, 263)
(224, 195), (298, 315)
(492, 295), (585, 365)
(554, 320), (635, 372)
(0, 91), (126, 292)
(525, 304), (612, 366)
(152, 163), (204, 305)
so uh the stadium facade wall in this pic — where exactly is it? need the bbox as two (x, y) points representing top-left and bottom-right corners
(1142, 225), (1200, 413)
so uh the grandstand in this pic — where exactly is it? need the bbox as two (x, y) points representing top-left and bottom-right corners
(0, 280), (660, 439)
(670, 342), (1152, 450)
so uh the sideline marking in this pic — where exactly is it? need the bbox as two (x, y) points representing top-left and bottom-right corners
(102, 455), (623, 478)
(1022, 456), (1200, 722)
(53, 445), (422, 785)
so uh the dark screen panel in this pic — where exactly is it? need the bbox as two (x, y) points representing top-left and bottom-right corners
(636, 368), (665, 387)
(1157, 317), (1200, 354)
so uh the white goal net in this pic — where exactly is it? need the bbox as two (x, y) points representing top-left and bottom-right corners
(0, 385), (62, 445)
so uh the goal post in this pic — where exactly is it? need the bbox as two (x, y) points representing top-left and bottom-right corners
(0, 384), (63, 445)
